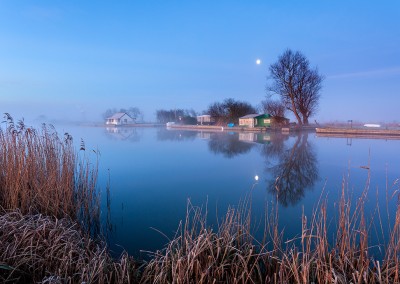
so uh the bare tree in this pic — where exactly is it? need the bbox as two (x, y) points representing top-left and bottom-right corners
(207, 98), (256, 125)
(259, 99), (286, 117)
(267, 49), (323, 125)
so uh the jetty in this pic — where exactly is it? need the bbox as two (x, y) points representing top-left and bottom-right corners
(316, 127), (400, 139)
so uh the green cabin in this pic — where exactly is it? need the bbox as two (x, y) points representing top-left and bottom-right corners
(239, 114), (271, 128)
(239, 114), (289, 128)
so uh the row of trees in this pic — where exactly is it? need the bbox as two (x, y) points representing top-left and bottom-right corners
(155, 99), (257, 125)
(207, 98), (256, 125)
(156, 109), (197, 124)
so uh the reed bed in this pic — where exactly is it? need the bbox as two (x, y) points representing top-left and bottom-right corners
(141, 178), (400, 284)
(0, 114), (99, 230)
(0, 208), (138, 283)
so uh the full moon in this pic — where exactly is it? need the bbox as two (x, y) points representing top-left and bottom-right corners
(256, 59), (261, 65)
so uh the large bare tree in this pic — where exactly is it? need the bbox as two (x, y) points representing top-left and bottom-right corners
(267, 49), (323, 125)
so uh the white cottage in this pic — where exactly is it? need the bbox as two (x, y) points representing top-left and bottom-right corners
(106, 112), (135, 125)
(239, 114), (260, 128)
(197, 115), (214, 125)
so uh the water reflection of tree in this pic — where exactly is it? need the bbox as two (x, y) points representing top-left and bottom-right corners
(263, 133), (318, 207)
(156, 129), (197, 141)
(208, 132), (255, 158)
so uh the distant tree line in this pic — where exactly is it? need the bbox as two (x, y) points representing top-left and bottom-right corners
(156, 109), (197, 124)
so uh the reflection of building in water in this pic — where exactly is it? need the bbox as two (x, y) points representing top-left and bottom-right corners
(239, 132), (271, 144)
(258, 134), (271, 143)
(105, 127), (139, 141)
(197, 132), (211, 140)
(239, 132), (256, 142)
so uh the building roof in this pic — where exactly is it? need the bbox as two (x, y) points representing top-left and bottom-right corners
(240, 113), (272, 119)
(240, 114), (261, 119)
(107, 112), (132, 120)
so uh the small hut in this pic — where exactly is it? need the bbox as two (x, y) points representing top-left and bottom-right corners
(106, 112), (135, 125)
(197, 114), (214, 125)
(239, 114), (289, 128)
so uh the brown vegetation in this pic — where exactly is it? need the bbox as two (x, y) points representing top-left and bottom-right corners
(141, 179), (400, 283)
(0, 114), (99, 231)
(0, 209), (138, 283)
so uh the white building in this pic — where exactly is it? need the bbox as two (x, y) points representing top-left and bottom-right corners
(106, 112), (135, 125)
(197, 115), (214, 125)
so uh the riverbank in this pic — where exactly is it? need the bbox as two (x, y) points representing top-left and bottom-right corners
(168, 123), (317, 132)
(316, 127), (400, 138)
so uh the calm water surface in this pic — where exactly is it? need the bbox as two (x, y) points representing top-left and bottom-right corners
(67, 126), (400, 258)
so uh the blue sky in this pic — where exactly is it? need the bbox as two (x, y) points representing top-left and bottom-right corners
(1, 1), (399, 123)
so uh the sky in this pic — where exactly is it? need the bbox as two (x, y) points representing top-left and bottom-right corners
(0, 1), (399, 123)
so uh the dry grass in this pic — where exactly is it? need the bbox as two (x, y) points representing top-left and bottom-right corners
(0, 114), (99, 230)
(141, 176), (400, 284)
(140, 198), (264, 283)
(0, 208), (138, 283)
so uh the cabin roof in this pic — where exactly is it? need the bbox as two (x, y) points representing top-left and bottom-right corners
(240, 114), (271, 119)
(240, 114), (261, 119)
(107, 112), (132, 119)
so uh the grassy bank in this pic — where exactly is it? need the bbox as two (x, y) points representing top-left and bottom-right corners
(1, 115), (400, 283)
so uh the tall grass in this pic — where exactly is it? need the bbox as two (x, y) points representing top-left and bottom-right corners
(0, 114), (99, 229)
(0, 208), (138, 283)
(141, 177), (400, 283)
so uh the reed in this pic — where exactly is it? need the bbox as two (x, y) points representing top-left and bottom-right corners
(0, 114), (99, 229)
(141, 176), (400, 283)
(0, 208), (138, 283)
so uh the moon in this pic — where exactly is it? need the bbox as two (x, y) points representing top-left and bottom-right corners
(256, 59), (261, 65)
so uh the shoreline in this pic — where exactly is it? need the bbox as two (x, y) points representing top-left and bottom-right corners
(167, 124), (317, 132)
(316, 127), (400, 138)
